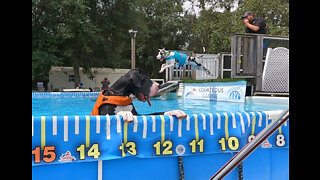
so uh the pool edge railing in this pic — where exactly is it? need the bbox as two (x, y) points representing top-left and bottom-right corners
(32, 91), (100, 97)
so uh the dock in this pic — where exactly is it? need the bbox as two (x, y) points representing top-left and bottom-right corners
(154, 80), (181, 97)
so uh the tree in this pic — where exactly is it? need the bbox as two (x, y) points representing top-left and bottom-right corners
(51, 0), (111, 87)
(237, 0), (289, 36)
(130, 0), (189, 78)
(32, 0), (289, 89)
(32, 0), (116, 88)
(185, 0), (289, 53)
(32, 0), (63, 87)
(186, 1), (242, 54)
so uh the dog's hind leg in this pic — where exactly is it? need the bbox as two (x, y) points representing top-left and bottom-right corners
(199, 66), (214, 76)
(187, 58), (214, 76)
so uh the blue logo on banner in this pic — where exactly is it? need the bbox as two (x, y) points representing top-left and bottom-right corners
(229, 91), (241, 100)
(228, 87), (244, 101)
(185, 88), (196, 97)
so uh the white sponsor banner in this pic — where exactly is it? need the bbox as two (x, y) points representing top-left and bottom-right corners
(183, 81), (247, 102)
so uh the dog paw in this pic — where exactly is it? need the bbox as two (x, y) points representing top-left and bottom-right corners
(159, 64), (166, 73)
(164, 110), (187, 119)
(116, 111), (134, 123)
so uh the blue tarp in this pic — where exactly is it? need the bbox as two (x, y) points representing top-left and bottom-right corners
(32, 112), (289, 180)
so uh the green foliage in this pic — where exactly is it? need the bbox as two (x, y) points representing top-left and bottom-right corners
(32, 0), (289, 88)
(238, 0), (289, 36)
(187, 0), (289, 53)
(132, 0), (189, 78)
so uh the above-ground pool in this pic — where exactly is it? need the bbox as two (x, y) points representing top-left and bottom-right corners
(32, 91), (289, 180)
(32, 92), (287, 116)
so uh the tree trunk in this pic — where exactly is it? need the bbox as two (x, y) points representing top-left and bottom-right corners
(73, 64), (80, 88)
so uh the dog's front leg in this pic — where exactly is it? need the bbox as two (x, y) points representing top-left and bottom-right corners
(159, 63), (167, 73)
(116, 111), (134, 123)
(159, 60), (176, 73)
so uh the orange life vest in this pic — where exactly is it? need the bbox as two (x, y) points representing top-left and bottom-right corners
(90, 91), (132, 115)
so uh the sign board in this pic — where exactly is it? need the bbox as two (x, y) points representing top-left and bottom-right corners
(183, 81), (247, 102)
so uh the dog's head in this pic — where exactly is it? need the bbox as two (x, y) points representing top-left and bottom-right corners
(110, 69), (159, 106)
(156, 48), (170, 61)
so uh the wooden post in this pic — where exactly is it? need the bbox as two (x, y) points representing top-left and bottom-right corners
(236, 36), (242, 75)
(182, 66), (186, 78)
(255, 35), (264, 91)
(248, 38), (254, 74)
(192, 70), (196, 80)
(217, 54), (221, 79)
(231, 35), (237, 78)
(242, 37), (248, 74)
(165, 68), (168, 82)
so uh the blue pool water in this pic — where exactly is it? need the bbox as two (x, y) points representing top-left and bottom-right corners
(32, 93), (287, 116)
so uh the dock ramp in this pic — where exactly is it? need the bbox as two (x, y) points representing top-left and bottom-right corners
(154, 80), (181, 97)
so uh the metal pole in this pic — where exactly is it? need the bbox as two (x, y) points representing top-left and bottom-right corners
(210, 107), (289, 180)
(129, 29), (138, 70)
(131, 37), (135, 69)
(178, 156), (185, 180)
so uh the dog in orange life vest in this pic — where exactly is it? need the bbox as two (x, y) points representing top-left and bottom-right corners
(90, 69), (187, 122)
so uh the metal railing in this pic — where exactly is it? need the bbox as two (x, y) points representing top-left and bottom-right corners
(210, 107), (289, 180)
(165, 64), (193, 82)
(165, 54), (219, 81)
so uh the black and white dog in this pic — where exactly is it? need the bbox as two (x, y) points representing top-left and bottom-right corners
(156, 48), (213, 76)
(91, 69), (187, 122)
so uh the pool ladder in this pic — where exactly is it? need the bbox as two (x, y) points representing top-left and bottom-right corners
(209, 107), (289, 180)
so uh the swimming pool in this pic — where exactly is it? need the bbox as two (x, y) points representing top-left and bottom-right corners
(32, 91), (289, 180)
(32, 92), (288, 116)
